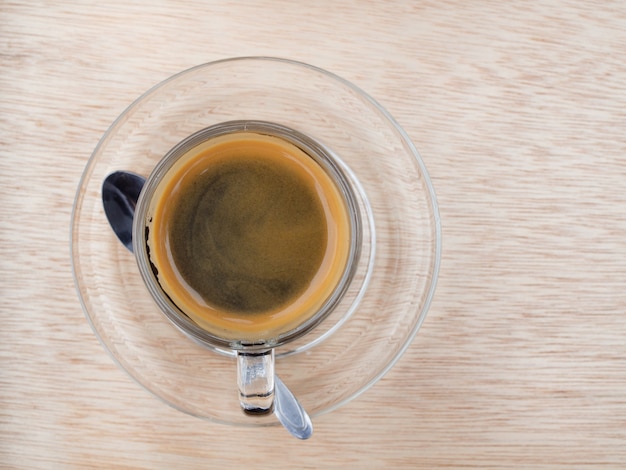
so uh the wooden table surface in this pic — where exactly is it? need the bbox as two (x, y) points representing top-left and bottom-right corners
(2, 1), (626, 468)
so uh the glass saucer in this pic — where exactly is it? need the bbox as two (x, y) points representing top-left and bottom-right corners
(71, 57), (441, 426)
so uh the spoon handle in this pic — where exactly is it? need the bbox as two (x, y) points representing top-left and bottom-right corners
(274, 375), (313, 440)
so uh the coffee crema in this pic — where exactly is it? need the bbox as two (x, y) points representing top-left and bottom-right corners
(146, 131), (351, 341)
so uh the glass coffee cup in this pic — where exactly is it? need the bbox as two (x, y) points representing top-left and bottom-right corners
(133, 120), (363, 414)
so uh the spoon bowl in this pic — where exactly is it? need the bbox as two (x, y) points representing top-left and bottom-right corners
(102, 171), (144, 252)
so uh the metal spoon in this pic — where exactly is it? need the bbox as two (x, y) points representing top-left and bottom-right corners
(102, 171), (313, 440)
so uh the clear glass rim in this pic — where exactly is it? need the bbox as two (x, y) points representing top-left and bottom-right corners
(132, 119), (366, 352)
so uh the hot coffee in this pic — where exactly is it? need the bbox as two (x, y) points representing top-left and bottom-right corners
(144, 129), (352, 342)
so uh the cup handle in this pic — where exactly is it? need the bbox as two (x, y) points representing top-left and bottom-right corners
(237, 349), (275, 415)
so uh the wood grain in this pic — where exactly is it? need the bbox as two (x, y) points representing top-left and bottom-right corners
(2, 1), (626, 468)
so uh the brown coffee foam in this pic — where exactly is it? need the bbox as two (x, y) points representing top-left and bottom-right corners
(147, 132), (350, 341)
(168, 153), (327, 313)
